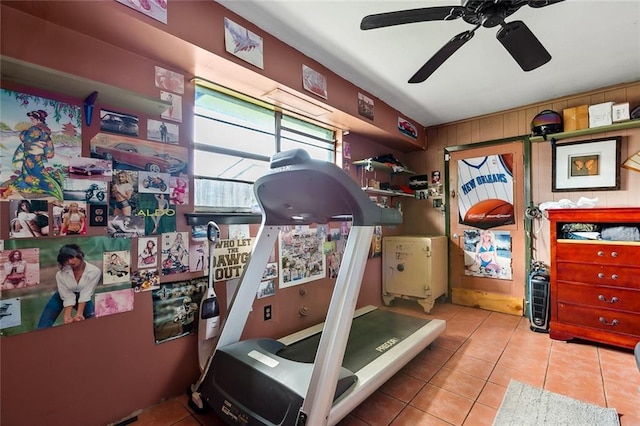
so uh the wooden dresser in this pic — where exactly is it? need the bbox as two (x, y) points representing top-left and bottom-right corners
(548, 207), (640, 350)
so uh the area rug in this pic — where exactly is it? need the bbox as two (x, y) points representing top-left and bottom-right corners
(493, 380), (620, 426)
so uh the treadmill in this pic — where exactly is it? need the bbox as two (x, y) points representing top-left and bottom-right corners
(198, 149), (446, 425)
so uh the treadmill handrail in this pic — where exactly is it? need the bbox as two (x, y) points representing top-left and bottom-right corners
(255, 149), (402, 227)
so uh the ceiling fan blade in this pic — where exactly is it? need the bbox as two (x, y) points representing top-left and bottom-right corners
(361, 6), (464, 30)
(497, 20), (551, 72)
(409, 30), (474, 84)
(527, 0), (564, 8)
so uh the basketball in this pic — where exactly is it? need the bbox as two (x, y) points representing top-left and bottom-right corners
(500, 154), (514, 174)
(463, 198), (514, 229)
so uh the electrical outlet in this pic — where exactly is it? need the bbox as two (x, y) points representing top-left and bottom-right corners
(264, 305), (272, 321)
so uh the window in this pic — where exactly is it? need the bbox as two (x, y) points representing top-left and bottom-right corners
(194, 84), (336, 212)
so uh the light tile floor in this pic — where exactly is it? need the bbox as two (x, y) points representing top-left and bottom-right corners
(128, 302), (640, 426)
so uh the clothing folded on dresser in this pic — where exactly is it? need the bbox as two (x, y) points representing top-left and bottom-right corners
(601, 226), (640, 241)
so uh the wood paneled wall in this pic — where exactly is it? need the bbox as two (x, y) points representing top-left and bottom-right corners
(403, 81), (640, 267)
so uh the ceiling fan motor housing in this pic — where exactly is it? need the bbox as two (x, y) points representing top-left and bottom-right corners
(461, 0), (525, 27)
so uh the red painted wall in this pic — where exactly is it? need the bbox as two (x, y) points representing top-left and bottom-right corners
(0, 2), (412, 424)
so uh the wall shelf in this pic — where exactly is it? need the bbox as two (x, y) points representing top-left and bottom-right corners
(0, 55), (170, 115)
(354, 158), (415, 199)
(352, 159), (415, 175)
(530, 118), (640, 143)
(361, 187), (414, 198)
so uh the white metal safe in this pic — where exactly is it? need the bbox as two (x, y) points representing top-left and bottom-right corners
(382, 236), (448, 313)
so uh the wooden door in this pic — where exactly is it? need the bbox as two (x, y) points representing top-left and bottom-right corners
(447, 141), (525, 315)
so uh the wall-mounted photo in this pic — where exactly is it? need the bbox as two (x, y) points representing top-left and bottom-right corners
(147, 119), (179, 144)
(152, 278), (208, 344)
(279, 226), (325, 288)
(103, 250), (131, 285)
(162, 232), (189, 275)
(90, 132), (188, 176)
(154, 66), (184, 95)
(1, 248), (39, 290)
(63, 179), (108, 204)
(457, 154), (514, 230)
(302, 65), (328, 99)
(160, 91), (182, 123)
(115, 0), (167, 24)
(138, 237), (159, 268)
(95, 288), (134, 318)
(552, 137), (621, 192)
(138, 193), (176, 235)
(107, 215), (145, 238)
(357, 92), (374, 120)
(463, 229), (512, 280)
(257, 280), (275, 299)
(138, 171), (171, 194)
(68, 157), (113, 181)
(8, 199), (49, 239)
(1, 88), (82, 201)
(224, 17), (264, 69)
(110, 169), (139, 217)
(169, 176), (188, 206)
(189, 242), (207, 273)
(398, 117), (417, 139)
(60, 201), (87, 236)
(262, 262), (278, 280)
(131, 268), (159, 293)
(100, 109), (139, 137)
(0, 298), (21, 330)
(0, 236), (131, 336)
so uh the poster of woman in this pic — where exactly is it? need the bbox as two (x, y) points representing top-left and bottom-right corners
(137, 237), (158, 268)
(0, 236), (131, 336)
(1, 248), (39, 290)
(0, 89), (82, 200)
(103, 250), (131, 285)
(463, 229), (512, 280)
(60, 201), (87, 236)
(8, 199), (49, 238)
(161, 232), (189, 275)
(95, 288), (134, 318)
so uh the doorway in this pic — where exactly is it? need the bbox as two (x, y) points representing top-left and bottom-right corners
(447, 141), (525, 315)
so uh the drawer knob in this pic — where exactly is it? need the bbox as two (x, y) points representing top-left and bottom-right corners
(611, 251), (618, 257)
(598, 317), (619, 326)
(597, 272), (605, 279)
(598, 295), (619, 303)
(611, 274), (618, 280)
(597, 251), (604, 256)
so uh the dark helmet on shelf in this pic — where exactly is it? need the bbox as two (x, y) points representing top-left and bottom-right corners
(531, 109), (563, 136)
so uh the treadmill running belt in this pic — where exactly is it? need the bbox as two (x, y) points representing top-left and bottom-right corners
(277, 309), (430, 372)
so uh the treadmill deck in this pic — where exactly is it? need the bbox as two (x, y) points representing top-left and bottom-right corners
(278, 308), (433, 372)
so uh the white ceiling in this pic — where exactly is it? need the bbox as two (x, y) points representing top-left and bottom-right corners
(216, 0), (640, 128)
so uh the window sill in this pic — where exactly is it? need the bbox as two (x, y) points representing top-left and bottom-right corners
(185, 212), (262, 226)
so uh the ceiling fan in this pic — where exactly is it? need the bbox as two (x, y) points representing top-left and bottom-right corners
(361, 0), (564, 83)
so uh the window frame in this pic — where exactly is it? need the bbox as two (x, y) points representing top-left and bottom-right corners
(193, 82), (337, 213)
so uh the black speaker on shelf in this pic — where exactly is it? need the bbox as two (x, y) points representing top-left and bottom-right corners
(528, 268), (550, 333)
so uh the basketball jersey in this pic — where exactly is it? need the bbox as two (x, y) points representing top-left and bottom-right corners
(457, 154), (514, 228)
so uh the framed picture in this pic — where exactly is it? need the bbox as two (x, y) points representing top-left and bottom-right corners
(552, 137), (621, 192)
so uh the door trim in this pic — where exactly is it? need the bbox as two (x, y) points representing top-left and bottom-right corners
(444, 135), (533, 316)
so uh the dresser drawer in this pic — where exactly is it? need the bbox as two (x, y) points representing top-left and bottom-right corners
(556, 263), (640, 289)
(556, 242), (639, 266)
(556, 282), (640, 311)
(557, 303), (640, 336)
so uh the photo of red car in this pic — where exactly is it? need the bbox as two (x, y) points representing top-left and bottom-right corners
(398, 119), (418, 139)
(92, 141), (186, 174)
(69, 163), (110, 176)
